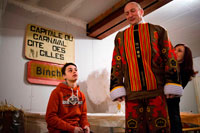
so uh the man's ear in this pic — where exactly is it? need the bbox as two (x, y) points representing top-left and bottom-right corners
(140, 9), (144, 16)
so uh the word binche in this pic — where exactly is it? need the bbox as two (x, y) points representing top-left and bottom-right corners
(36, 66), (63, 78)
(30, 25), (73, 41)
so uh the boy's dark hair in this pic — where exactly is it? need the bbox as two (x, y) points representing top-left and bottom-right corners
(61, 62), (77, 75)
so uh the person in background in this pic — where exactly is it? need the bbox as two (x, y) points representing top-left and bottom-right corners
(110, 2), (183, 132)
(167, 44), (198, 133)
(46, 63), (90, 133)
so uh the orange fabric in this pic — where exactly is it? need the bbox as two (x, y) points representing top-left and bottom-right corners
(45, 83), (89, 132)
(124, 24), (157, 91)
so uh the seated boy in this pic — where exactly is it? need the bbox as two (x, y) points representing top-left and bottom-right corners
(46, 62), (90, 133)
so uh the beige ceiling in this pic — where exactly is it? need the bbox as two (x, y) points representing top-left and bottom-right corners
(7, 0), (121, 29)
(5, 0), (200, 57)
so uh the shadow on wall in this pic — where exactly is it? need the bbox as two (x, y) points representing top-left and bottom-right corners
(78, 68), (120, 113)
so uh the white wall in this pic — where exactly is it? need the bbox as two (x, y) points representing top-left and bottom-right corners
(180, 57), (200, 113)
(193, 57), (200, 113)
(180, 80), (198, 113)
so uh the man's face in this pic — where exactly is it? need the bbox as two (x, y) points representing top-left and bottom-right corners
(63, 65), (78, 82)
(124, 2), (144, 25)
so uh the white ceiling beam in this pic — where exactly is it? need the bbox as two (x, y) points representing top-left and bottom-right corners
(60, 0), (85, 16)
(7, 0), (86, 29)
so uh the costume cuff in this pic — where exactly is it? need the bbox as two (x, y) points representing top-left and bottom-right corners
(110, 86), (126, 101)
(164, 83), (183, 97)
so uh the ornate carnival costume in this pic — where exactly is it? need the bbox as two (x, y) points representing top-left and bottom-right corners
(110, 23), (183, 132)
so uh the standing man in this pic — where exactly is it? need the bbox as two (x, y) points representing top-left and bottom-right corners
(110, 2), (183, 132)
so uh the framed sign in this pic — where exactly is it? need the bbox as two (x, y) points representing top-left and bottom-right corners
(25, 24), (75, 64)
(27, 60), (65, 86)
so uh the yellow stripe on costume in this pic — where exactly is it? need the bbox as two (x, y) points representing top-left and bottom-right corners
(111, 86), (124, 92)
(165, 83), (182, 86)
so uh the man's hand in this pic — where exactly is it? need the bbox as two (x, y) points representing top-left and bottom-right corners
(116, 96), (125, 102)
(83, 126), (90, 133)
(74, 127), (83, 133)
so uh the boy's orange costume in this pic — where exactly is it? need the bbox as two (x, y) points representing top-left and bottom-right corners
(46, 82), (89, 133)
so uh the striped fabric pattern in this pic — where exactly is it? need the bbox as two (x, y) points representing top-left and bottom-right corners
(124, 24), (157, 92)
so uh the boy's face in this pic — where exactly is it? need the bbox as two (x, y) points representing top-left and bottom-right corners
(63, 65), (78, 82)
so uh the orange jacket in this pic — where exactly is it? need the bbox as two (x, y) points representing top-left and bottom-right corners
(46, 83), (89, 133)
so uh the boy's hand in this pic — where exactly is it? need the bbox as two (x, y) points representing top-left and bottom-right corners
(83, 126), (90, 133)
(74, 127), (83, 133)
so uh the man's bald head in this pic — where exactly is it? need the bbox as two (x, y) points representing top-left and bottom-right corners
(124, 2), (144, 25)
